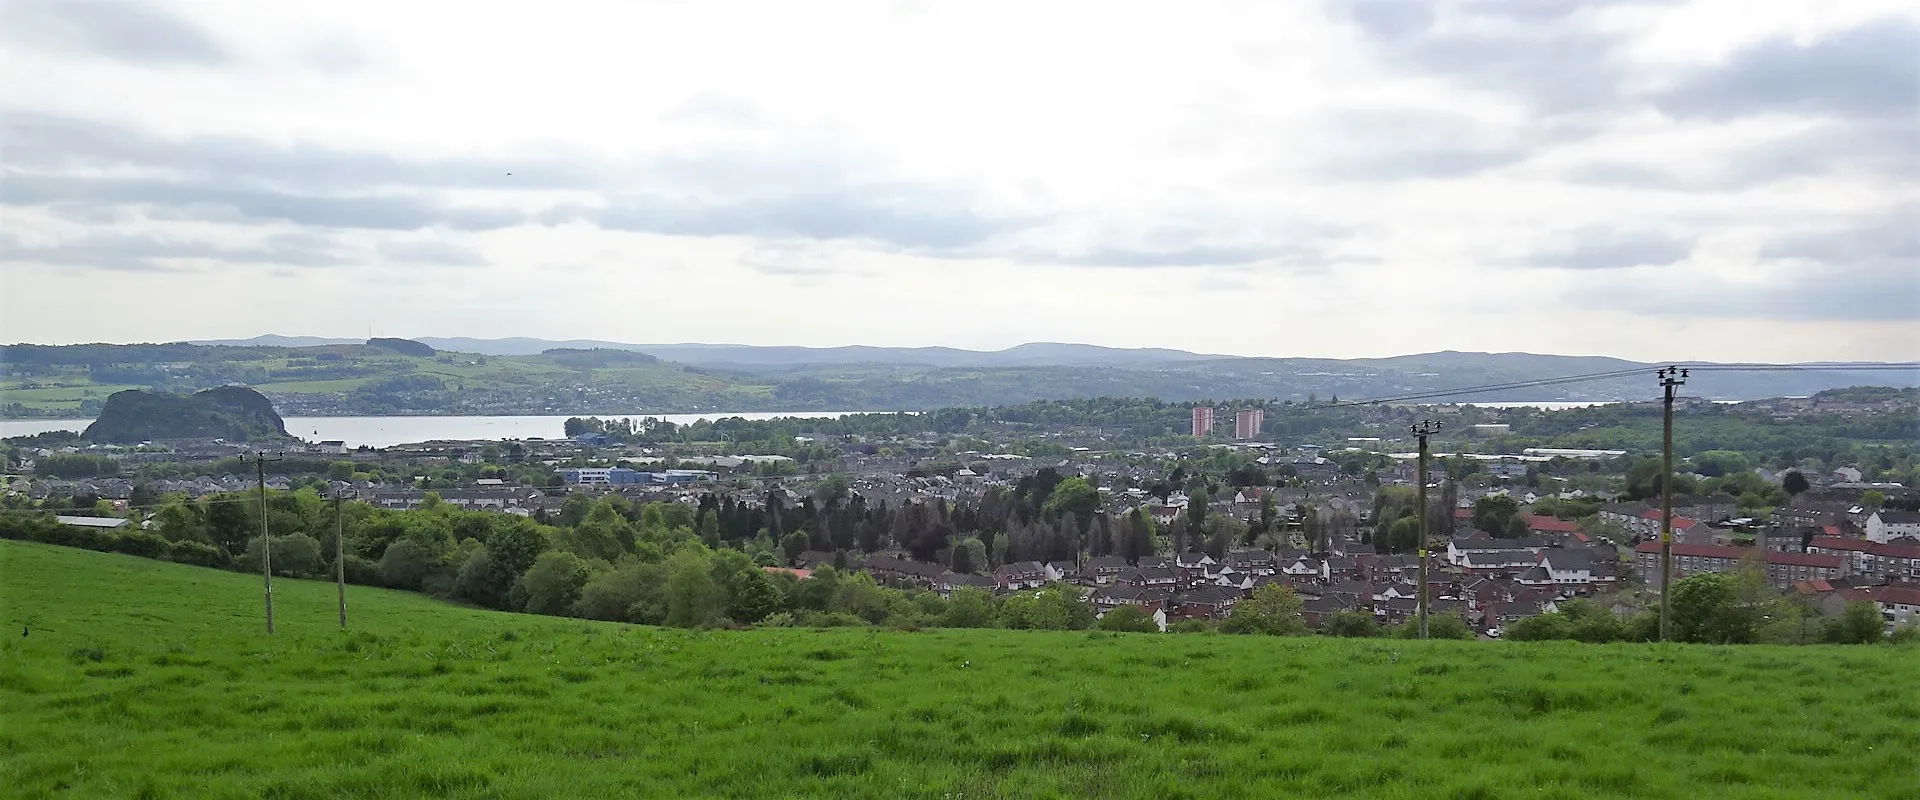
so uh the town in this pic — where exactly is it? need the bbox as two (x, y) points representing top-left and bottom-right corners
(6, 388), (1915, 641)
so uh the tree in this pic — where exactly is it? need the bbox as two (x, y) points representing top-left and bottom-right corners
(1782, 470), (1810, 497)
(1322, 609), (1376, 637)
(1097, 604), (1159, 633)
(1122, 508), (1156, 565)
(1670, 572), (1759, 644)
(723, 567), (783, 624)
(240, 533), (323, 578)
(1823, 601), (1886, 644)
(1187, 490), (1210, 531)
(1470, 494), (1522, 538)
(519, 551), (590, 615)
(377, 538), (444, 590)
(664, 546), (723, 628)
(574, 560), (669, 623)
(152, 502), (207, 544)
(941, 587), (995, 628)
(781, 531), (810, 564)
(1259, 493), (1277, 534)
(1221, 584), (1305, 635)
(951, 536), (984, 574)
(1043, 478), (1099, 524)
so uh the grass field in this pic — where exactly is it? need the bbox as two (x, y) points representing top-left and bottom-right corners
(2, 540), (1915, 799)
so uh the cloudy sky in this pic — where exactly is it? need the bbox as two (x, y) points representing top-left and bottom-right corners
(2, 0), (1915, 361)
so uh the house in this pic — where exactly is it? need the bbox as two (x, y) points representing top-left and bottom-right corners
(1300, 596), (1352, 628)
(935, 571), (997, 598)
(1865, 509), (1920, 544)
(1806, 537), (1920, 583)
(1483, 599), (1558, 631)
(55, 515), (130, 530)
(1633, 541), (1847, 589)
(316, 440), (348, 455)
(1114, 566), (1178, 590)
(1044, 561), (1079, 582)
(1080, 555), (1131, 584)
(1524, 515), (1581, 537)
(1446, 536), (1547, 566)
(1225, 550), (1277, 576)
(1538, 548), (1610, 589)
(865, 555), (947, 588)
(993, 561), (1049, 592)
(1090, 585), (1171, 614)
(1171, 585), (1241, 619)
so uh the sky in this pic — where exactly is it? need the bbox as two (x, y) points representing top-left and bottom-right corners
(1, 0), (1916, 362)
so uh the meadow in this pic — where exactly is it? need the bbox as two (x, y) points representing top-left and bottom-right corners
(2, 540), (1915, 799)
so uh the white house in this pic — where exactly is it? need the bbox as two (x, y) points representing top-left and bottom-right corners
(1866, 509), (1920, 544)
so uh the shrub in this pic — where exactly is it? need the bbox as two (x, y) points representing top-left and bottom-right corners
(111, 531), (171, 559)
(377, 538), (444, 591)
(1096, 605), (1160, 633)
(1321, 610), (1377, 637)
(166, 540), (231, 569)
(1169, 619), (1215, 634)
(237, 534), (324, 578)
(340, 554), (382, 586)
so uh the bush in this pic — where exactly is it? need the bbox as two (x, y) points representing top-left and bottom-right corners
(340, 554), (382, 586)
(1823, 601), (1887, 644)
(166, 540), (231, 569)
(111, 531), (171, 559)
(1891, 624), (1920, 645)
(237, 534), (324, 578)
(1096, 604), (1160, 633)
(378, 539), (444, 591)
(1390, 615), (1474, 639)
(1321, 610), (1377, 638)
(1169, 619), (1215, 634)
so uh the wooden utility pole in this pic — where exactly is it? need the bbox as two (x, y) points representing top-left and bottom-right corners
(334, 490), (349, 629)
(244, 451), (285, 634)
(1411, 420), (1441, 640)
(1657, 367), (1687, 642)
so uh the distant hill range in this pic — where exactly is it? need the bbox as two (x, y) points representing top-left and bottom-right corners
(2, 337), (1909, 418)
(193, 336), (1226, 367)
(82, 386), (288, 443)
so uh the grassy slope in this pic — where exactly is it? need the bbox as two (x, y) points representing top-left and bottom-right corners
(1, 541), (1915, 800)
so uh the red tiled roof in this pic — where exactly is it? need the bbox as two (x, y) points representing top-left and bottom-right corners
(1526, 515), (1580, 533)
(1453, 508), (1473, 519)
(1632, 540), (1843, 568)
(1822, 524), (1843, 537)
(1810, 536), (1875, 553)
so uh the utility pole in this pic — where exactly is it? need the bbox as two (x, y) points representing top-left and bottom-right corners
(1411, 420), (1441, 640)
(1657, 367), (1687, 642)
(244, 451), (285, 634)
(334, 489), (350, 629)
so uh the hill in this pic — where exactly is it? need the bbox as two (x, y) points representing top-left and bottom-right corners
(2, 539), (1913, 799)
(7, 341), (1916, 417)
(80, 386), (288, 443)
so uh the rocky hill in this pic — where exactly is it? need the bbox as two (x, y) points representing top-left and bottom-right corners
(82, 387), (289, 443)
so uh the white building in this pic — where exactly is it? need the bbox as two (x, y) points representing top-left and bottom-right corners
(1865, 509), (1920, 544)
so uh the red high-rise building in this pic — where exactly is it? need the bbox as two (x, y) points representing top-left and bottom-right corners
(1191, 407), (1215, 437)
(1234, 408), (1264, 439)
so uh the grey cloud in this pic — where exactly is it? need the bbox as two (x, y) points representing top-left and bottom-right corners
(2, 113), (1026, 252)
(1656, 19), (1920, 121)
(1761, 208), (1920, 265)
(1, 173), (527, 231)
(0, 230), (349, 272)
(1332, 0), (1640, 113)
(2, 0), (229, 65)
(377, 240), (489, 266)
(1, 113), (604, 192)
(1529, 229), (1690, 270)
(547, 185), (1027, 253)
(1564, 116), (1920, 191)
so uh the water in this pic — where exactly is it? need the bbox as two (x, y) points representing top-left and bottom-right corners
(0, 411), (890, 448)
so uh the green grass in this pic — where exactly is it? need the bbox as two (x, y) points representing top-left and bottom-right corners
(2, 540), (1916, 799)
(0, 383), (146, 412)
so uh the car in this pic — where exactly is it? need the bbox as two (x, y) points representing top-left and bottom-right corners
(1486, 627), (1503, 639)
